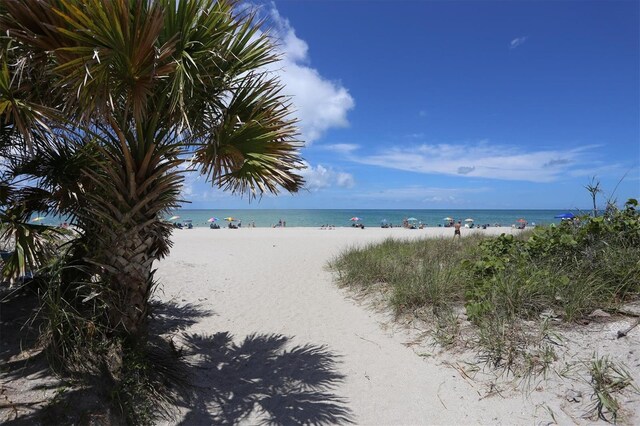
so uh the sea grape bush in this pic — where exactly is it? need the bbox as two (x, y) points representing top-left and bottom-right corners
(464, 199), (640, 322)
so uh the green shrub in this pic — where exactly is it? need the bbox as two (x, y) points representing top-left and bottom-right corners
(464, 199), (640, 323)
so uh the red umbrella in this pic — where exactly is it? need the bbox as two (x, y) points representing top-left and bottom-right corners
(516, 218), (527, 223)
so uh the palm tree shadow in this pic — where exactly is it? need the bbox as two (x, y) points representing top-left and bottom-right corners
(1, 298), (353, 425)
(177, 331), (354, 425)
(149, 299), (215, 335)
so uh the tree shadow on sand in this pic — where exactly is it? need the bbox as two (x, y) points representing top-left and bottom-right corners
(177, 331), (353, 425)
(0, 298), (214, 425)
(1, 298), (353, 425)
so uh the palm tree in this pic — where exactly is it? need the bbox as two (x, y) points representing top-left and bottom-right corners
(1, 0), (304, 341)
(585, 177), (602, 218)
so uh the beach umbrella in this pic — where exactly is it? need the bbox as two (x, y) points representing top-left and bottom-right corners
(207, 217), (219, 223)
(31, 216), (45, 222)
(350, 217), (361, 221)
(443, 217), (453, 221)
(407, 217), (418, 221)
(381, 219), (388, 223)
(224, 217), (236, 221)
(168, 215), (180, 221)
(464, 218), (474, 222)
(516, 218), (527, 223)
(554, 213), (575, 219)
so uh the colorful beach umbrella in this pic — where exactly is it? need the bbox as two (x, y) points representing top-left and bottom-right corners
(31, 216), (45, 222)
(224, 217), (236, 221)
(516, 218), (527, 223)
(443, 217), (453, 221)
(207, 217), (219, 223)
(350, 217), (361, 221)
(554, 213), (575, 219)
(168, 215), (180, 221)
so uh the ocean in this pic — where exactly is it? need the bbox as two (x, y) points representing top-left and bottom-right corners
(162, 209), (574, 228)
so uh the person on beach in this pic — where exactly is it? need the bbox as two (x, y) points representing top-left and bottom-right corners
(454, 221), (461, 238)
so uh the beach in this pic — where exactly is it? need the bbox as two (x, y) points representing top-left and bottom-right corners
(2, 225), (638, 424)
(154, 226), (640, 425)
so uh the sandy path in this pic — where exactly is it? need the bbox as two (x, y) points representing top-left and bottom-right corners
(155, 227), (546, 425)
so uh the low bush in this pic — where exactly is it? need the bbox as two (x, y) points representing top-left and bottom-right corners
(465, 199), (640, 322)
(329, 199), (640, 383)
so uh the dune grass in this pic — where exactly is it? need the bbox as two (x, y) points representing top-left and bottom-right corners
(587, 354), (638, 423)
(329, 235), (485, 314)
(331, 200), (639, 325)
(328, 200), (640, 386)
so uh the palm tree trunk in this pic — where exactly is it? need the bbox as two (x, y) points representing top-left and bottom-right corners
(106, 230), (156, 339)
(83, 141), (179, 342)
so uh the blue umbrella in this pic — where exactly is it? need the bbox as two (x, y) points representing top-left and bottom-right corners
(554, 213), (575, 219)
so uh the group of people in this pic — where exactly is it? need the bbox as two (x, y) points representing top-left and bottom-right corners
(225, 221), (256, 229)
(173, 220), (259, 229)
(173, 222), (192, 229)
(401, 218), (425, 229)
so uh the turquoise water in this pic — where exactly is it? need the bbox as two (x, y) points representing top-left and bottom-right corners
(161, 209), (575, 228)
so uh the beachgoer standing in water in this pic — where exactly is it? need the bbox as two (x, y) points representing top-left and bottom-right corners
(454, 221), (462, 238)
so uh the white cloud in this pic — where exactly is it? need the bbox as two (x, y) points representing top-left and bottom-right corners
(335, 172), (355, 188)
(265, 5), (355, 144)
(299, 161), (355, 191)
(510, 36), (528, 49)
(350, 186), (490, 205)
(352, 142), (601, 183)
(320, 143), (360, 154)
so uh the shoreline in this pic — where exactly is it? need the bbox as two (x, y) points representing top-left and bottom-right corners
(169, 225), (521, 234)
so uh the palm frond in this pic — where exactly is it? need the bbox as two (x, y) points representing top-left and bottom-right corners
(192, 73), (304, 196)
(0, 208), (64, 282)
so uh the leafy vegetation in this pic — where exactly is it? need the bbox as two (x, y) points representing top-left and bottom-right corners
(329, 198), (640, 396)
(332, 199), (639, 323)
(464, 199), (640, 323)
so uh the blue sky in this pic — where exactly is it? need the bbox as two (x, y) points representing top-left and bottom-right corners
(184, 0), (640, 210)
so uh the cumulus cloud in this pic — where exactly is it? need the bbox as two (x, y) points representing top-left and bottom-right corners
(352, 142), (601, 183)
(510, 36), (528, 49)
(299, 161), (355, 191)
(264, 5), (355, 144)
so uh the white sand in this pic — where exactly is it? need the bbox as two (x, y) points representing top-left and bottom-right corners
(155, 227), (640, 425)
